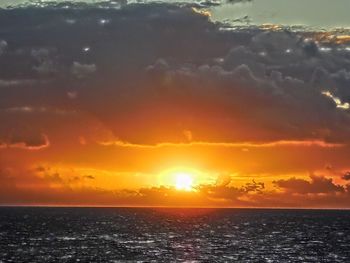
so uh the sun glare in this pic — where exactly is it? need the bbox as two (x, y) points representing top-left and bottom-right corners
(174, 173), (194, 191)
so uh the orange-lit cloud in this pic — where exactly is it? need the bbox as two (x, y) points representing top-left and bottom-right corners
(98, 139), (343, 149)
(0, 134), (50, 150)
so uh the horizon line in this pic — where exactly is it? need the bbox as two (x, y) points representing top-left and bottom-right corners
(1, 204), (349, 210)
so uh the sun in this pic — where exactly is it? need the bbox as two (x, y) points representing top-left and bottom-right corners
(174, 173), (194, 191)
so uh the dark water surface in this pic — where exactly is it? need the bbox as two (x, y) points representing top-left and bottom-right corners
(0, 207), (349, 262)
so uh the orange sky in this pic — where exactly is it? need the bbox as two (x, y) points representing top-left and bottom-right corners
(1, 134), (350, 208)
(1, 2), (350, 208)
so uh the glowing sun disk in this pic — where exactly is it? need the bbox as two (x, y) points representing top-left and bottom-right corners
(175, 173), (194, 191)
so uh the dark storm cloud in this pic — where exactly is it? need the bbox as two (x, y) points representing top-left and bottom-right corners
(143, 53), (350, 143)
(0, 2), (350, 146)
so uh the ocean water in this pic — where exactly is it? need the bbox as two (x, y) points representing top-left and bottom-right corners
(0, 208), (349, 262)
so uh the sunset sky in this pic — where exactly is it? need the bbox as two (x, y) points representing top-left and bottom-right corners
(1, 0), (350, 208)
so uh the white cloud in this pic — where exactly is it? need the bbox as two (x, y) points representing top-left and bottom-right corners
(71, 62), (97, 78)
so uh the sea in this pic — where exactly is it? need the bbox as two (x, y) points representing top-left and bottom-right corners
(0, 207), (349, 262)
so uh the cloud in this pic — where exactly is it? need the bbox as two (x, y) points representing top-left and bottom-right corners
(0, 79), (40, 87)
(197, 179), (264, 201)
(0, 104), (115, 153)
(98, 139), (343, 148)
(0, 133), (50, 150)
(31, 48), (58, 75)
(71, 62), (97, 78)
(1, 3), (349, 146)
(342, 172), (350, 180)
(226, 0), (253, 4)
(139, 55), (350, 143)
(215, 173), (232, 187)
(273, 175), (345, 194)
(0, 40), (7, 55)
(84, 175), (95, 180)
